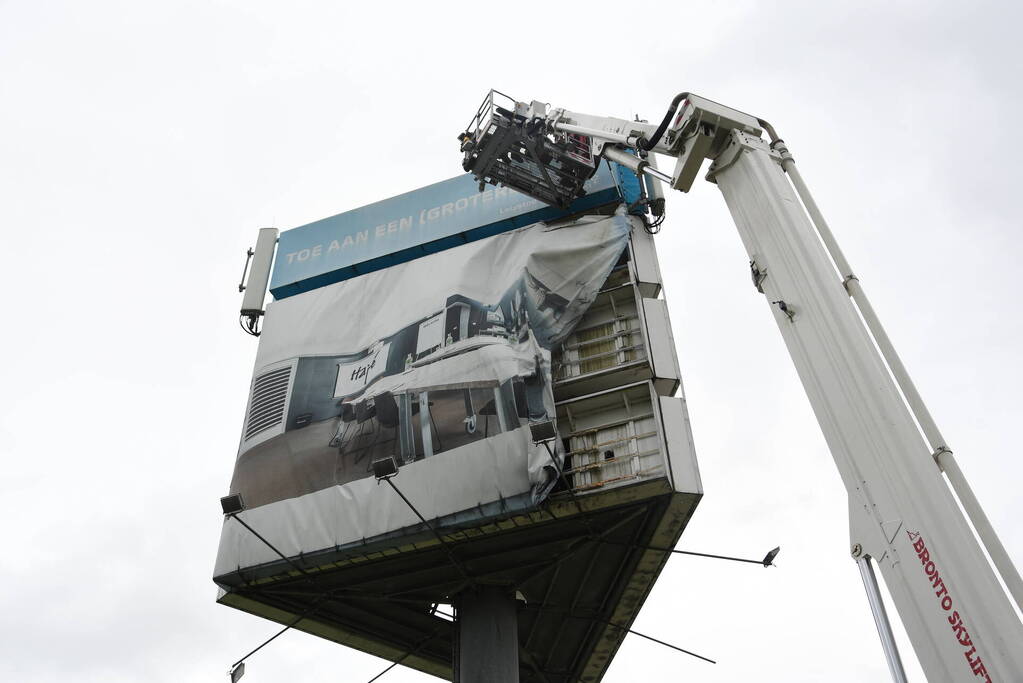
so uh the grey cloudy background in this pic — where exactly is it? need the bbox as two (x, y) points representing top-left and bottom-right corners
(1, 1), (1020, 681)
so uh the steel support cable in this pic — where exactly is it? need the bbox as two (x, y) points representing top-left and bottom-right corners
(228, 513), (319, 586)
(382, 477), (473, 584)
(524, 607), (715, 665)
(229, 599), (325, 671)
(226, 510), (461, 676)
(596, 617), (715, 664)
(241, 584), (458, 682)
(225, 513), (341, 672)
(365, 624), (449, 683)
(597, 538), (778, 567)
(228, 513), (445, 671)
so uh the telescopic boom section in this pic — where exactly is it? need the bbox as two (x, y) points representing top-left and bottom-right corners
(458, 90), (1023, 681)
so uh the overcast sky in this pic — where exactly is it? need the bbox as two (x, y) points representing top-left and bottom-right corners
(1, 1), (1021, 681)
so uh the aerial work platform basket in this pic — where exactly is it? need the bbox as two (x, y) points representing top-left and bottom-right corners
(459, 90), (600, 210)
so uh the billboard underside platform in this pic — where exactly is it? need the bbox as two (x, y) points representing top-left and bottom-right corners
(217, 485), (700, 682)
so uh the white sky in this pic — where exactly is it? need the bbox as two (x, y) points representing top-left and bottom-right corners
(1, 1), (1020, 681)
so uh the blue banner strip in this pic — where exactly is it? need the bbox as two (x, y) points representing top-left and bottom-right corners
(269, 164), (631, 299)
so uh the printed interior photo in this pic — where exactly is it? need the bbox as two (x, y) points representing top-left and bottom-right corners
(229, 216), (631, 509)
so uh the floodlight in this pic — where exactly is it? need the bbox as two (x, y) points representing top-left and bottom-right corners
(221, 493), (245, 515)
(762, 546), (781, 567)
(229, 662), (245, 682)
(372, 456), (399, 481)
(529, 420), (558, 444)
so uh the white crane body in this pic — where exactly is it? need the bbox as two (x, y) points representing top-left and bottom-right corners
(458, 91), (1023, 681)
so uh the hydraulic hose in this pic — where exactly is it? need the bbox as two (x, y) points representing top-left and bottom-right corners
(638, 92), (690, 151)
(756, 117), (781, 144)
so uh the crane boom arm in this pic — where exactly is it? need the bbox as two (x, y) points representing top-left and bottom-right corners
(458, 91), (1023, 681)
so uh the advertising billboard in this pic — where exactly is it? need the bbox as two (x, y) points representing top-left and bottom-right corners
(215, 211), (633, 577)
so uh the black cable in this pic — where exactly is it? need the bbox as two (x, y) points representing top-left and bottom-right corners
(604, 157), (666, 235)
(238, 314), (261, 337)
(643, 212), (664, 235)
(638, 92), (690, 151)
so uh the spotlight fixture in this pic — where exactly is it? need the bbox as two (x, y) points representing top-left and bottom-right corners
(762, 546), (781, 567)
(529, 420), (557, 444)
(220, 493), (246, 516)
(372, 456), (399, 481)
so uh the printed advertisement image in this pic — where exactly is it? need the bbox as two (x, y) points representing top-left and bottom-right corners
(215, 213), (634, 576)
